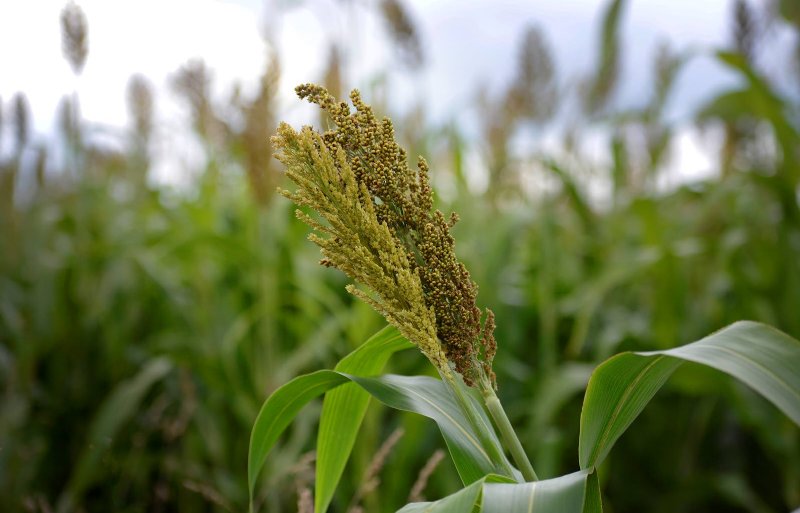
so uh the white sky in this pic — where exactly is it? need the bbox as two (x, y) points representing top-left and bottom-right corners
(0, 0), (792, 185)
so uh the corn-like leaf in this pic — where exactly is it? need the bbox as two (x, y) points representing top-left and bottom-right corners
(249, 325), (520, 511)
(346, 374), (518, 484)
(397, 470), (597, 513)
(315, 326), (413, 513)
(248, 370), (350, 508)
(249, 368), (517, 512)
(579, 321), (800, 470)
(253, 340), (520, 511)
(581, 471), (603, 513)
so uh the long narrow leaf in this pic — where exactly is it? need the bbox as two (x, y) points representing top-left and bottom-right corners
(347, 374), (517, 483)
(315, 326), (413, 513)
(579, 321), (800, 470)
(653, 321), (800, 424)
(248, 370), (351, 503)
(578, 355), (681, 469)
(249, 372), (517, 511)
(581, 471), (603, 513)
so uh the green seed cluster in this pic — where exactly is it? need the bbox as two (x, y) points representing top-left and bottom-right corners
(275, 84), (496, 386)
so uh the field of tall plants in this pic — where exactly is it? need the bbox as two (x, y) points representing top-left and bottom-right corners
(1, 1), (799, 512)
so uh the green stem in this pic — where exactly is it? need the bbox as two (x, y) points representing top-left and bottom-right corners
(481, 385), (539, 482)
(442, 371), (516, 478)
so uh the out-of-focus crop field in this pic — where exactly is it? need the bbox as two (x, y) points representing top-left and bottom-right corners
(1, 1), (799, 512)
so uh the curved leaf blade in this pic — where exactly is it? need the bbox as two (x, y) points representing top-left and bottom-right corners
(248, 370), (350, 500)
(315, 326), (413, 513)
(578, 354), (681, 469)
(482, 470), (587, 513)
(654, 321), (800, 425)
(250, 371), (516, 511)
(347, 374), (517, 483)
(396, 477), (486, 513)
(579, 321), (800, 469)
(397, 471), (595, 513)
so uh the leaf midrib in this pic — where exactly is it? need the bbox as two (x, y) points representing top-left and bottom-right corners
(586, 355), (666, 467)
(527, 483), (536, 513)
(701, 343), (800, 402)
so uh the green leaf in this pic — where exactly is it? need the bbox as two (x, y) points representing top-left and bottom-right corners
(396, 477), (487, 513)
(249, 370), (517, 512)
(315, 326), (413, 513)
(346, 374), (517, 484)
(652, 321), (800, 424)
(482, 470), (587, 513)
(579, 321), (800, 469)
(702, 51), (799, 177)
(248, 370), (351, 504)
(578, 354), (682, 469)
(696, 89), (753, 123)
(397, 471), (596, 513)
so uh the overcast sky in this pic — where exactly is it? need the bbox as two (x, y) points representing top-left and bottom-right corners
(0, 0), (795, 184)
(0, 0), (744, 126)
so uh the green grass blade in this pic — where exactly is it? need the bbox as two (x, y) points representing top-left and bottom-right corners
(583, 0), (626, 113)
(315, 326), (413, 513)
(579, 321), (800, 470)
(581, 471), (603, 513)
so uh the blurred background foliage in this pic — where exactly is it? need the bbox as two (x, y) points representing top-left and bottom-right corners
(1, 0), (799, 512)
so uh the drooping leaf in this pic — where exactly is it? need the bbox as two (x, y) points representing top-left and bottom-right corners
(698, 51), (799, 182)
(249, 371), (517, 512)
(579, 321), (800, 470)
(347, 373), (518, 484)
(652, 321), (800, 424)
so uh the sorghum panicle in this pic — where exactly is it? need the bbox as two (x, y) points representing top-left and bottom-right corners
(274, 84), (497, 387)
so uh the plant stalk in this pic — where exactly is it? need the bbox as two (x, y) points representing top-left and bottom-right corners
(481, 385), (539, 482)
(442, 371), (517, 478)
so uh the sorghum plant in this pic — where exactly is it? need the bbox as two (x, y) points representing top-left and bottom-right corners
(249, 86), (800, 513)
(273, 84), (535, 481)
